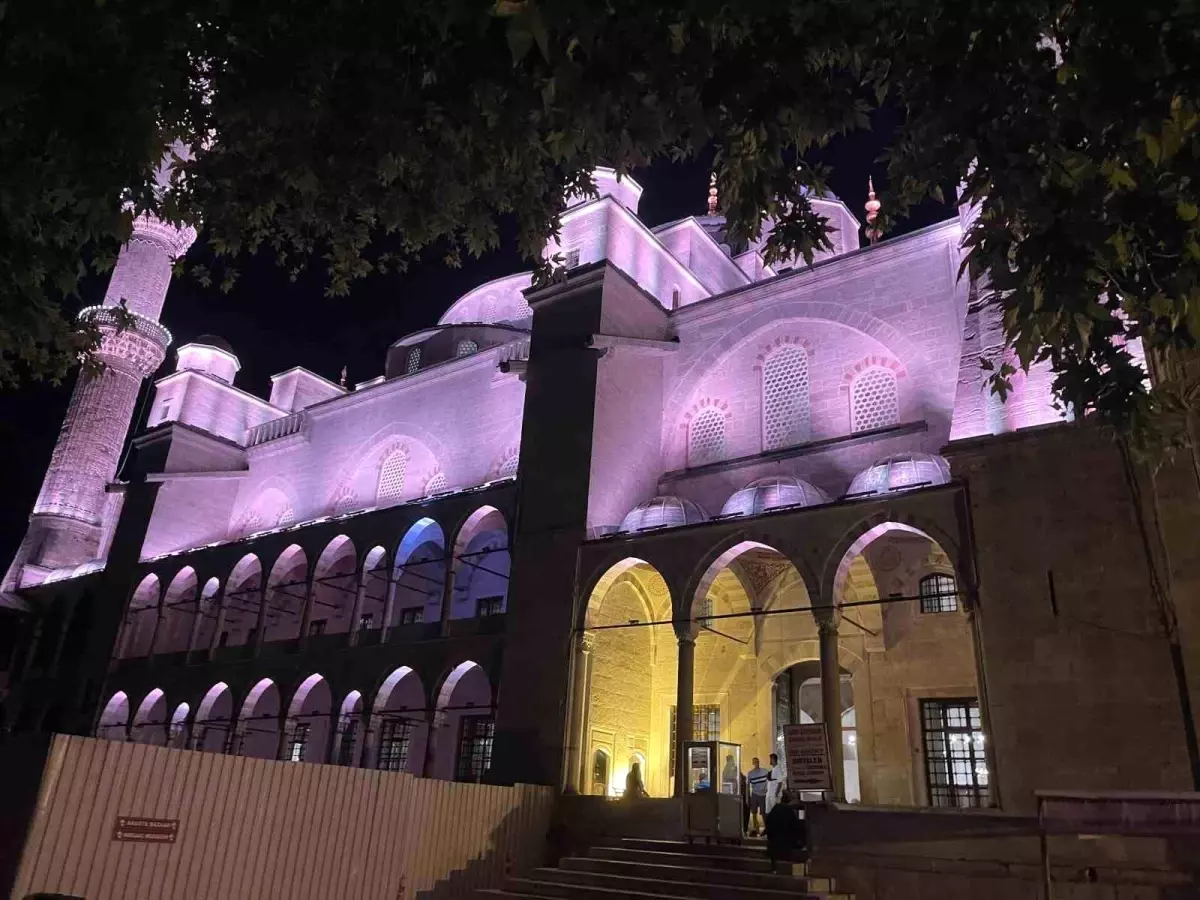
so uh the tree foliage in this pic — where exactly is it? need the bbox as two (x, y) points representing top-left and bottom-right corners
(4, 0), (1200, 452)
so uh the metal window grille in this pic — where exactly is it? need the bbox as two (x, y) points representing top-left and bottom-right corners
(405, 347), (421, 375)
(456, 715), (495, 782)
(564, 248), (581, 268)
(851, 367), (900, 433)
(689, 408), (726, 466)
(455, 339), (479, 358)
(377, 450), (407, 503)
(477, 596), (505, 617)
(336, 717), (358, 766)
(669, 704), (721, 775)
(919, 573), (959, 613)
(920, 698), (989, 808)
(358, 613), (374, 630)
(762, 345), (811, 450)
(308, 619), (327, 636)
(399, 607), (424, 625)
(286, 722), (310, 762)
(425, 472), (447, 495)
(498, 455), (519, 478)
(377, 718), (412, 772)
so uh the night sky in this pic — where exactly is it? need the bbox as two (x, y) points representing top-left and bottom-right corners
(0, 116), (949, 565)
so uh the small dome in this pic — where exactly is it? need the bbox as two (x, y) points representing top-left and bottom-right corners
(721, 476), (830, 518)
(192, 334), (235, 354)
(619, 496), (708, 534)
(848, 453), (951, 495)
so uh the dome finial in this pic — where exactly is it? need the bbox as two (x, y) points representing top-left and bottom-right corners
(340, 366), (347, 387)
(707, 172), (719, 216)
(865, 176), (883, 244)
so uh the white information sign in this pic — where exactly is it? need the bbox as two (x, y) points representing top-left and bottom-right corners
(784, 723), (831, 793)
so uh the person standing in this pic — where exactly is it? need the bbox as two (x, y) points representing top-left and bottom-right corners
(765, 752), (784, 813)
(746, 757), (771, 836)
(764, 788), (803, 873)
(625, 759), (649, 798)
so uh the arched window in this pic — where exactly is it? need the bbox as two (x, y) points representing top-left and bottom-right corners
(689, 408), (726, 466)
(591, 748), (610, 795)
(405, 348), (421, 375)
(455, 339), (479, 358)
(498, 455), (519, 478)
(377, 450), (408, 504)
(919, 573), (958, 613)
(851, 368), (900, 433)
(762, 345), (811, 450)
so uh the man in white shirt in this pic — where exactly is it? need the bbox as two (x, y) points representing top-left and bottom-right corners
(765, 752), (784, 814)
(746, 757), (771, 836)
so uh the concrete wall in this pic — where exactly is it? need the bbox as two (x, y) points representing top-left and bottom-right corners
(3, 733), (552, 900)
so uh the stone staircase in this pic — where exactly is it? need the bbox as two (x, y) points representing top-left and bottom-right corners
(479, 838), (852, 900)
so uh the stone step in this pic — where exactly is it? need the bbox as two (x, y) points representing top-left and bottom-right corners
(562, 856), (833, 893)
(588, 845), (777, 873)
(610, 838), (773, 860)
(526, 866), (843, 900)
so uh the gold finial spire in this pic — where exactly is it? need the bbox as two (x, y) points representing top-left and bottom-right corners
(340, 366), (348, 387)
(707, 172), (719, 216)
(865, 176), (883, 244)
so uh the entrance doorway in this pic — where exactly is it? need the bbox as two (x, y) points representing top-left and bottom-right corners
(772, 661), (860, 802)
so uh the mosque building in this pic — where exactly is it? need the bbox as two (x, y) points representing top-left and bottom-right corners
(0, 168), (1195, 812)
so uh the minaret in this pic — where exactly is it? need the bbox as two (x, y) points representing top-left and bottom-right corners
(3, 213), (196, 595)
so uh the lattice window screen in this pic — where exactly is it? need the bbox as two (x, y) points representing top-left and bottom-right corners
(405, 348), (421, 374)
(689, 408), (726, 466)
(762, 346), (811, 450)
(851, 368), (900, 433)
(498, 455), (519, 478)
(425, 472), (447, 495)
(455, 340), (479, 358)
(377, 451), (408, 503)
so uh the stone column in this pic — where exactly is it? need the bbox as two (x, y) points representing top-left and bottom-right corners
(184, 589), (206, 662)
(438, 553), (456, 636)
(348, 575), (368, 647)
(818, 615), (845, 801)
(253, 584), (268, 654)
(297, 575), (317, 646)
(276, 716), (292, 760)
(421, 710), (442, 778)
(564, 630), (595, 792)
(357, 710), (374, 768)
(208, 588), (228, 659)
(674, 630), (696, 797)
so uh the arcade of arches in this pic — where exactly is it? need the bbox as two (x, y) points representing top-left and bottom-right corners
(570, 525), (990, 808)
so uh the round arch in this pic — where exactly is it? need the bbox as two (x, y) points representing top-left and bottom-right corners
(370, 665), (428, 774)
(311, 535), (357, 638)
(131, 688), (168, 745)
(120, 574), (161, 659)
(237, 678), (282, 759)
(264, 544), (310, 643)
(97, 691), (131, 741)
(221, 554), (264, 650)
(285, 674), (333, 763)
(155, 566), (199, 655)
(194, 682), (234, 752)
(358, 545), (390, 634)
(168, 702), (190, 748)
(449, 506), (509, 621)
(391, 518), (447, 628)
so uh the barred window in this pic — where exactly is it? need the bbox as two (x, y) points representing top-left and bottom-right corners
(456, 715), (495, 782)
(695, 595), (713, 627)
(455, 339), (479, 358)
(592, 749), (610, 792)
(564, 248), (581, 268)
(669, 704), (721, 775)
(689, 408), (726, 467)
(477, 595), (505, 617)
(286, 722), (310, 762)
(921, 698), (988, 807)
(377, 718), (412, 772)
(851, 368), (900, 433)
(399, 607), (424, 626)
(405, 347), (421, 375)
(498, 455), (519, 478)
(336, 716), (358, 766)
(919, 573), (959, 613)
(762, 345), (811, 450)
(377, 450), (407, 504)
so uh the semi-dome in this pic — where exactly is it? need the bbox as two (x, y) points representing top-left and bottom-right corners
(618, 496), (708, 534)
(848, 453), (951, 495)
(193, 333), (235, 354)
(721, 476), (830, 518)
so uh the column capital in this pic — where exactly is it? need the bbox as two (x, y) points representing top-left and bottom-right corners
(813, 604), (839, 633)
(579, 630), (596, 653)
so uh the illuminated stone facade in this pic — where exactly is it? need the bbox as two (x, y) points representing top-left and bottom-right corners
(2, 170), (1195, 814)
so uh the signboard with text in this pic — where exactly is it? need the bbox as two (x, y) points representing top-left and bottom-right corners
(784, 723), (831, 793)
(112, 816), (179, 844)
